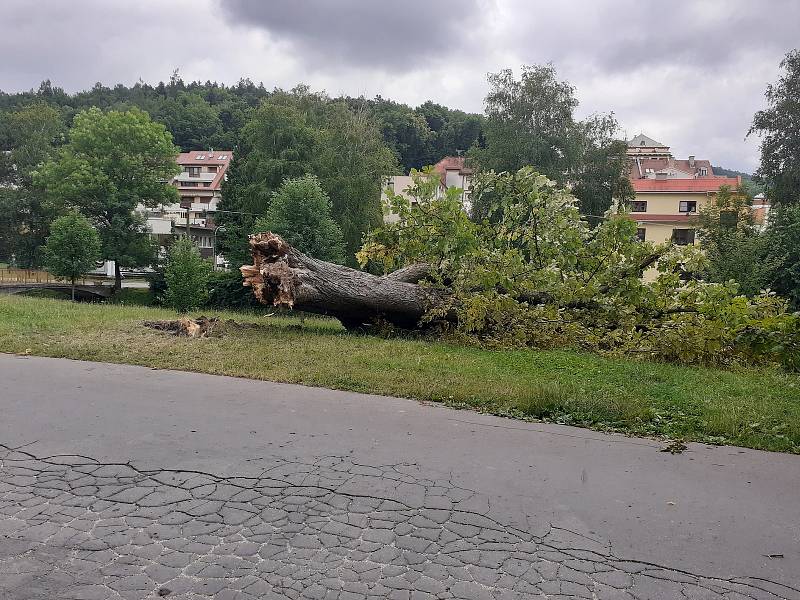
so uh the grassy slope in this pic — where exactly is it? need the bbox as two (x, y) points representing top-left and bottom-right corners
(0, 295), (798, 453)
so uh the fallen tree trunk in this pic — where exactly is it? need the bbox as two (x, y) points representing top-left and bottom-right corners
(240, 233), (670, 330)
(240, 233), (445, 329)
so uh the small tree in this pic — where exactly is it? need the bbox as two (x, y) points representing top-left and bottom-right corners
(253, 175), (346, 263)
(698, 185), (774, 296)
(43, 212), (101, 301)
(164, 237), (212, 313)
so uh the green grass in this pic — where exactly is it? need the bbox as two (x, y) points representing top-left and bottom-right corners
(0, 295), (798, 453)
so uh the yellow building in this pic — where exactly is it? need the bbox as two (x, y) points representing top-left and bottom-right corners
(629, 177), (742, 244)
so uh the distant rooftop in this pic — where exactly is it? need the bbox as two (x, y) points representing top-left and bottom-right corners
(177, 150), (233, 165)
(628, 134), (668, 148)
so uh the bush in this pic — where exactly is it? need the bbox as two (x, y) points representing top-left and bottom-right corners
(163, 237), (212, 313)
(206, 270), (262, 309)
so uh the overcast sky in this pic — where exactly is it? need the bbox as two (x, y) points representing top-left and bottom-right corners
(3, 0), (797, 172)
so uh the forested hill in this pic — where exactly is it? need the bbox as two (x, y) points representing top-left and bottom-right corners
(0, 78), (484, 171)
(712, 165), (754, 180)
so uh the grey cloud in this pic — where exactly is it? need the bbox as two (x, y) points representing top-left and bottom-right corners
(0, 0), (796, 171)
(0, 0), (213, 93)
(219, 0), (483, 71)
(503, 0), (800, 75)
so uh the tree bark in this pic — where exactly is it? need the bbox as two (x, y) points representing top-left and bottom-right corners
(114, 262), (122, 293)
(240, 233), (445, 329)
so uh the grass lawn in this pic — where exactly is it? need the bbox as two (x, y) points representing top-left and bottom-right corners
(0, 294), (798, 453)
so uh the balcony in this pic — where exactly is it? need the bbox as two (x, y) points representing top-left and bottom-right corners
(174, 172), (216, 184)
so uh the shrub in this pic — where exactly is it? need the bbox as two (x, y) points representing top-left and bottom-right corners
(206, 270), (262, 310)
(163, 237), (212, 313)
(43, 211), (101, 301)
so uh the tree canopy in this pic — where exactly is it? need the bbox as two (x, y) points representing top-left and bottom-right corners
(35, 107), (179, 288)
(0, 103), (65, 267)
(217, 89), (397, 267)
(469, 65), (633, 220)
(750, 49), (800, 205)
(164, 236), (212, 313)
(43, 211), (101, 300)
(254, 175), (345, 264)
(359, 168), (799, 371)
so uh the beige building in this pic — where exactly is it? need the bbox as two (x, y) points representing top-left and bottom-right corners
(625, 134), (744, 244)
(629, 177), (742, 245)
(383, 157), (473, 223)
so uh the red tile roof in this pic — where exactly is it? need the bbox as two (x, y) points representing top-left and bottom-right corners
(175, 150), (233, 191)
(177, 151), (233, 165)
(433, 156), (473, 184)
(631, 177), (741, 192)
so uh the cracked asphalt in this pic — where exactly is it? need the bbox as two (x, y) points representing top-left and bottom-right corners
(0, 354), (798, 599)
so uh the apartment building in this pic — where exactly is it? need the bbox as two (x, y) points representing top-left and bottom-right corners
(145, 150), (232, 263)
(383, 156), (473, 223)
(629, 177), (742, 244)
(625, 134), (742, 244)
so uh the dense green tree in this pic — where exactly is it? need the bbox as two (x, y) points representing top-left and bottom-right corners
(314, 102), (397, 262)
(164, 236), (212, 313)
(219, 90), (396, 266)
(368, 97), (434, 170)
(216, 99), (316, 267)
(570, 115), (634, 222)
(698, 185), (774, 296)
(0, 103), (66, 266)
(762, 204), (800, 309)
(156, 92), (224, 151)
(416, 101), (484, 160)
(43, 211), (101, 300)
(469, 65), (630, 220)
(470, 65), (580, 179)
(749, 49), (800, 205)
(254, 175), (345, 263)
(35, 107), (179, 289)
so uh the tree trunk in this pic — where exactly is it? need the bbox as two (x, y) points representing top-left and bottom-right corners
(71, 277), (76, 302)
(114, 262), (122, 293)
(240, 233), (446, 329)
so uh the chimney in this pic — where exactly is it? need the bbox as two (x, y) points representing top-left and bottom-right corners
(688, 155), (695, 168)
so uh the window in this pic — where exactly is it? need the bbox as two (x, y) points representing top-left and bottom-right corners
(188, 166), (201, 178)
(635, 228), (646, 242)
(699, 167), (708, 176)
(207, 165), (218, 173)
(630, 201), (648, 212)
(679, 200), (697, 213)
(673, 228), (696, 245)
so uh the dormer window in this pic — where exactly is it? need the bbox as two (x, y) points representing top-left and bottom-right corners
(699, 167), (708, 176)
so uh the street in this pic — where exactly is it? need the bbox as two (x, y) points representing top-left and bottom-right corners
(0, 354), (798, 599)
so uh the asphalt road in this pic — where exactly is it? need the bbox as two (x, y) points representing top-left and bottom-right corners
(0, 354), (798, 600)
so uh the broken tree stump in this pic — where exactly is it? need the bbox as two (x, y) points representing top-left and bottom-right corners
(143, 316), (219, 338)
(240, 233), (445, 329)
